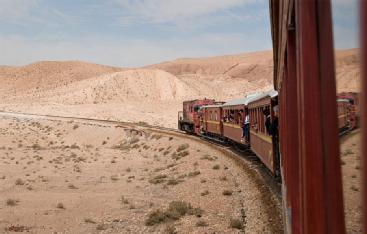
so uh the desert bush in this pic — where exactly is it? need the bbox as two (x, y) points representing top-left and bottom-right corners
(219, 176), (227, 181)
(196, 220), (208, 227)
(201, 155), (215, 161)
(188, 171), (201, 177)
(73, 124), (79, 130)
(31, 144), (42, 150)
(176, 144), (189, 152)
(212, 164), (220, 170)
(164, 224), (177, 234)
(110, 175), (119, 181)
(222, 190), (233, 196)
(121, 196), (129, 204)
(230, 218), (243, 229)
(149, 174), (167, 184)
(96, 224), (108, 230)
(145, 201), (203, 226)
(15, 178), (25, 185)
(6, 199), (18, 206)
(167, 178), (183, 186)
(56, 202), (65, 209)
(68, 184), (78, 189)
(201, 190), (209, 196)
(84, 218), (96, 224)
(172, 151), (189, 160)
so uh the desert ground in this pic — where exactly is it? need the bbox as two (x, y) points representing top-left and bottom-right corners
(0, 49), (361, 233)
(0, 113), (282, 233)
(341, 131), (362, 233)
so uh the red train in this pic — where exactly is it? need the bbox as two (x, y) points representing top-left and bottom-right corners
(178, 90), (281, 176)
(178, 90), (358, 177)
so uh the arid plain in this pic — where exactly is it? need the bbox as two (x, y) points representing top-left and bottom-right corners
(0, 49), (361, 233)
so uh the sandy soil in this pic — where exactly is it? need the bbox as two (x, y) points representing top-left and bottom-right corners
(340, 131), (362, 233)
(0, 113), (282, 233)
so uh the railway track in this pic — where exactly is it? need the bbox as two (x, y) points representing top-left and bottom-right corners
(0, 110), (283, 232)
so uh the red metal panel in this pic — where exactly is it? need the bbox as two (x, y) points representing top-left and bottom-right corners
(250, 132), (274, 173)
(284, 26), (301, 234)
(223, 124), (242, 143)
(296, 1), (345, 233)
(361, 1), (367, 233)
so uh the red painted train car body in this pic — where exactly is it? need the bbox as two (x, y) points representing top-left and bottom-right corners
(337, 99), (351, 132)
(221, 98), (247, 144)
(248, 91), (278, 175)
(178, 99), (215, 134)
(201, 105), (223, 137)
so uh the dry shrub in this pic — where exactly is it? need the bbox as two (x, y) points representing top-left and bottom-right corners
(149, 174), (167, 184)
(196, 220), (208, 227)
(188, 171), (201, 177)
(6, 199), (18, 206)
(172, 151), (189, 161)
(351, 185), (359, 192)
(212, 164), (220, 170)
(31, 144), (42, 150)
(145, 201), (203, 226)
(68, 184), (78, 189)
(15, 178), (25, 185)
(230, 218), (243, 229)
(84, 218), (96, 224)
(167, 178), (184, 186)
(96, 224), (108, 230)
(201, 190), (209, 196)
(222, 190), (233, 196)
(176, 144), (189, 152)
(121, 196), (129, 204)
(164, 224), (177, 234)
(56, 202), (65, 209)
(201, 155), (215, 161)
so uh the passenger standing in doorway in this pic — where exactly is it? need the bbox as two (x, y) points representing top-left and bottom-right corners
(263, 108), (272, 135)
(271, 105), (280, 177)
(241, 109), (250, 143)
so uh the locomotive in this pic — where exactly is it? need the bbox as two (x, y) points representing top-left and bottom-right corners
(178, 90), (358, 177)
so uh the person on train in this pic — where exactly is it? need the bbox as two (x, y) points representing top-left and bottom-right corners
(263, 108), (272, 135)
(271, 105), (280, 177)
(241, 109), (250, 143)
(270, 106), (279, 137)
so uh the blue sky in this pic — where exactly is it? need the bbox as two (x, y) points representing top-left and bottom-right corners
(0, 0), (359, 67)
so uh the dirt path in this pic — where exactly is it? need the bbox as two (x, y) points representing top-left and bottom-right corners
(0, 113), (282, 233)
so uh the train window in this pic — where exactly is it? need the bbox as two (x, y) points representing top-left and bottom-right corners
(331, 0), (362, 232)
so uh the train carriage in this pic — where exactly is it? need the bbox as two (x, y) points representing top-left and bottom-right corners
(178, 99), (215, 134)
(201, 105), (223, 138)
(221, 98), (247, 144)
(248, 90), (279, 175)
(337, 99), (350, 132)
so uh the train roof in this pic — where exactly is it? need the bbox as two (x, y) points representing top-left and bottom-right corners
(222, 89), (278, 107)
(337, 98), (350, 102)
(201, 104), (223, 108)
(247, 89), (278, 104)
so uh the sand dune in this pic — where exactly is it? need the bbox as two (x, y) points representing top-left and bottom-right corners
(0, 49), (360, 127)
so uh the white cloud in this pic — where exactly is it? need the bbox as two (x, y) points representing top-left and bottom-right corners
(115, 0), (254, 24)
